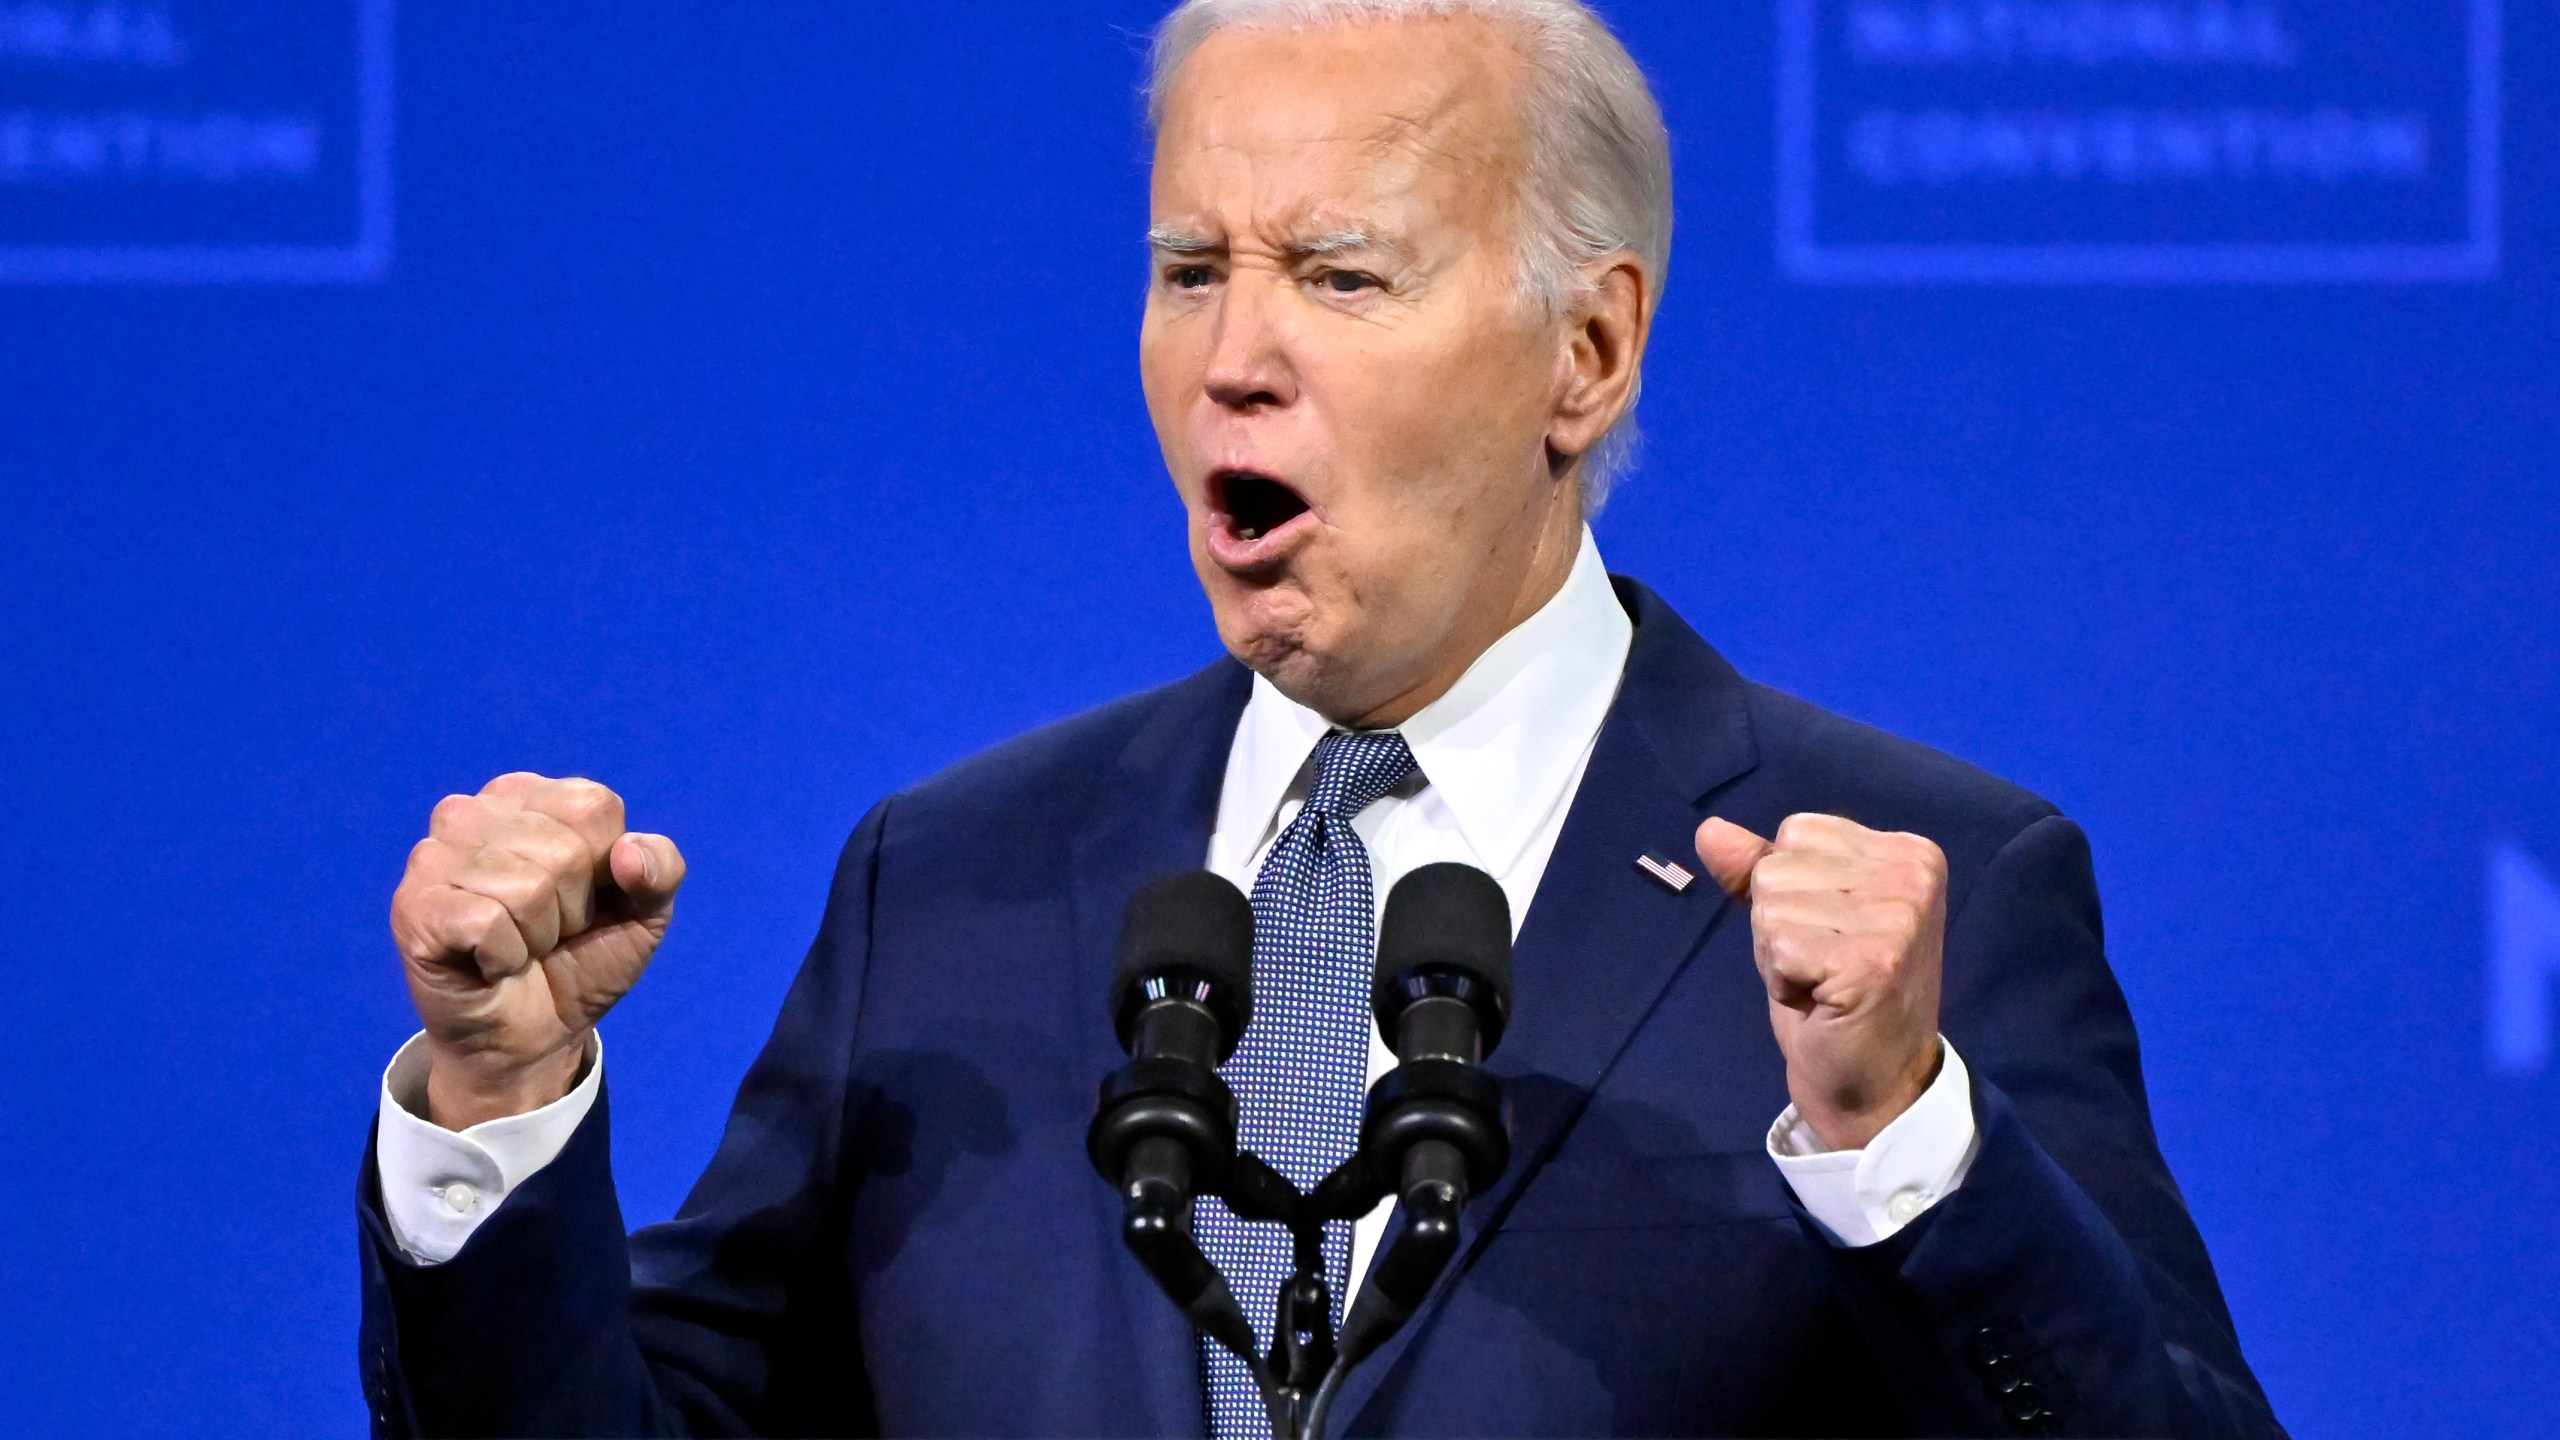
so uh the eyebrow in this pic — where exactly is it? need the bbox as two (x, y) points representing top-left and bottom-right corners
(1146, 223), (1218, 254)
(1144, 222), (1412, 264)
(1285, 227), (1398, 261)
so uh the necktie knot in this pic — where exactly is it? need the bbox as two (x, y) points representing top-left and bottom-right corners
(1301, 729), (1417, 823)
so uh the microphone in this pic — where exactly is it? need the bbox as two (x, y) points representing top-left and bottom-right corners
(1372, 860), (1512, 1063)
(1332, 862), (1514, 1378)
(1111, 869), (1254, 1073)
(1085, 871), (1261, 1364)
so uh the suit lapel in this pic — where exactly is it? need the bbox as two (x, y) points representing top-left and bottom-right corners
(1328, 579), (1762, 1435)
(1071, 660), (1254, 1438)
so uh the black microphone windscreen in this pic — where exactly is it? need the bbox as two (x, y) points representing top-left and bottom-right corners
(1113, 870), (1255, 1029)
(1375, 861), (1513, 1008)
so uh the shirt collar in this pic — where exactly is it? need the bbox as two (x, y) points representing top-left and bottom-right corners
(1218, 527), (1634, 875)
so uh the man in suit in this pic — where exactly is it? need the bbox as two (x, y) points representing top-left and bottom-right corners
(360, 1), (2286, 1435)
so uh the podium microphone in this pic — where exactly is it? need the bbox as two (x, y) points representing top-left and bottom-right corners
(1090, 863), (1516, 1440)
(1085, 872), (1262, 1365)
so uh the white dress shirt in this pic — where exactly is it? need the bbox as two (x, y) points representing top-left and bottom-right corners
(377, 527), (1978, 1273)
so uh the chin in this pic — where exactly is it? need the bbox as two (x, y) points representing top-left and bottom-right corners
(1201, 564), (1398, 721)
(1218, 599), (1332, 696)
(1222, 613), (1318, 683)
(1223, 615), (1407, 726)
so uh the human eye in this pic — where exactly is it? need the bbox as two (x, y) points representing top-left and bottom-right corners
(1164, 263), (1220, 291)
(1315, 268), (1382, 295)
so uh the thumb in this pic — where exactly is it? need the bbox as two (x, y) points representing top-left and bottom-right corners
(1694, 817), (1773, 900)
(606, 832), (688, 917)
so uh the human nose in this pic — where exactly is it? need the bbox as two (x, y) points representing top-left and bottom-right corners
(1201, 270), (1298, 413)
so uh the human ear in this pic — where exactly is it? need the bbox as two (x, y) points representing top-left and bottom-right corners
(1545, 253), (1652, 471)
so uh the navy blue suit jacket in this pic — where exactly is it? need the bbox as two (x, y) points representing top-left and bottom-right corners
(359, 578), (2283, 1438)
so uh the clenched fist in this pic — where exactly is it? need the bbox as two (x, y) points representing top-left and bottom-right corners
(1694, 813), (1946, 1152)
(389, 773), (686, 1129)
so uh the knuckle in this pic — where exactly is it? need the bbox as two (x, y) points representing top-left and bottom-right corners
(404, 837), (452, 878)
(1882, 896), (1927, 935)
(398, 887), (476, 957)
(386, 891), (425, 948)
(499, 814), (592, 875)
(428, 793), (477, 834)
(390, 874), (434, 914)
(465, 904), (512, 953)
(480, 875), (543, 918)
(454, 889), (515, 941)
(1764, 929), (1816, 971)
(546, 778), (624, 830)
(461, 855), (549, 913)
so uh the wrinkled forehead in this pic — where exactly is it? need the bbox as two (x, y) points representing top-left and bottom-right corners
(1150, 16), (1532, 233)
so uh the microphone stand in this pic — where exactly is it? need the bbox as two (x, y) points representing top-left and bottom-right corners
(1288, 1153), (1465, 1440)
(1185, 1048), (1508, 1440)
(1214, 1150), (1334, 1439)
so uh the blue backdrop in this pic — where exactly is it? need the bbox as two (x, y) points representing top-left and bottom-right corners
(2, 2), (2554, 1435)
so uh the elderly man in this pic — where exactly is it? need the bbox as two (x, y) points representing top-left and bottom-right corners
(358, 1), (2282, 1436)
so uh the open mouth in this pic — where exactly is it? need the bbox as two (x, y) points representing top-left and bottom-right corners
(1213, 470), (1312, 543)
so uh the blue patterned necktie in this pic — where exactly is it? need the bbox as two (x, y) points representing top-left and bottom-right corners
(1197, 729), (1420, 1440)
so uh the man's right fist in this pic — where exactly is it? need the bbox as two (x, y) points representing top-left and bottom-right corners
(389, 773), (686, 1129)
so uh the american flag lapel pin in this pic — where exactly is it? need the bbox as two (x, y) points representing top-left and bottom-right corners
(1635, 853), (1696, 893)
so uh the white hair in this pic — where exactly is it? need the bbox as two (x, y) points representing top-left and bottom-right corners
(1146, 0), (1673, 509)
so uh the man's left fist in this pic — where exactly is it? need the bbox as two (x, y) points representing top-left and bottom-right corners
(1695, 813), (1948, 1151)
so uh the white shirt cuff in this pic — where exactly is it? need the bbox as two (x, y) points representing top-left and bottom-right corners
(373, 1030), (603, 1265)
(1765, 1038), (1980, 1248)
